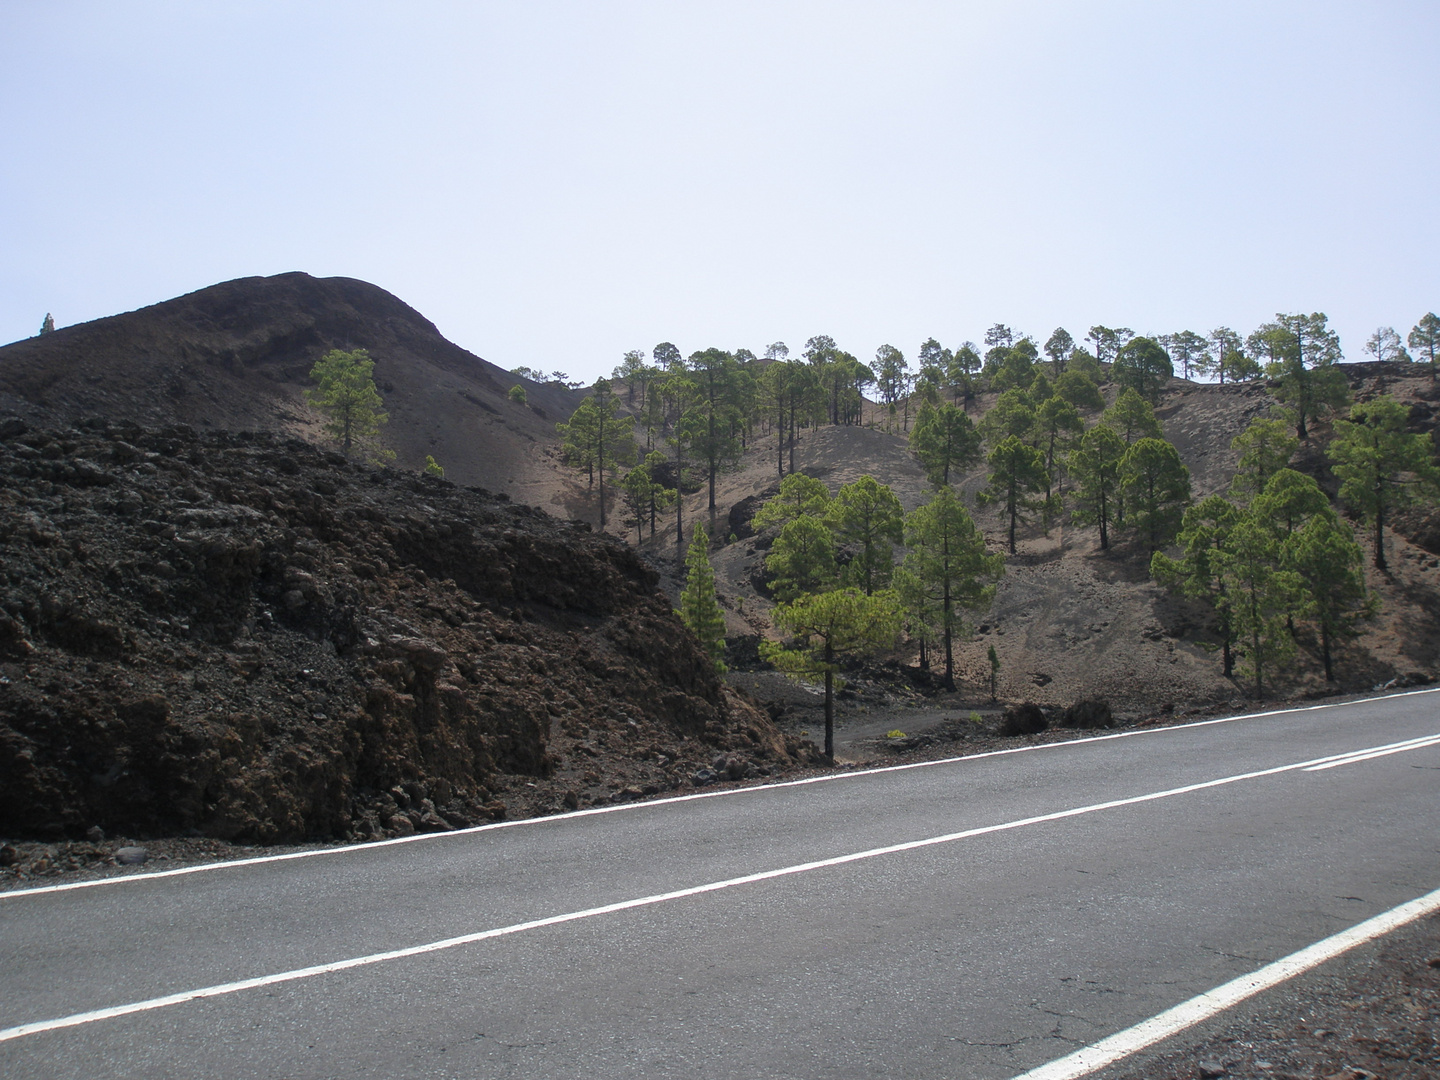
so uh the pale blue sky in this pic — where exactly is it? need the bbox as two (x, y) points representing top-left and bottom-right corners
(2, 2), (1435, 383)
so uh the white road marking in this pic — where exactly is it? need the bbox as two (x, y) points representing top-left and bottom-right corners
(4, 685), (1438, 903)
(3, 731), (1437, 1044)
(1302, 732), (1440, 771)
(1009, 884), (1440, 1080)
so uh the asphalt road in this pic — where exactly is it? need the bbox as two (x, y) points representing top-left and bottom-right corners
(2, 689), (1438, 1079)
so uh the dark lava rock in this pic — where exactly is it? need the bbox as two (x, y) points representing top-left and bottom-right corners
(0, 423), (797, 843)
(999, 702), (1048, 736)
(1060, 698), (1115, 729)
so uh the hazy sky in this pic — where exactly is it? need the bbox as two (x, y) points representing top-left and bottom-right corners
(2, 2), (1436, 384)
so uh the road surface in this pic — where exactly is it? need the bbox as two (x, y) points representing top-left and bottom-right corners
(2, 689), (1438, 1079)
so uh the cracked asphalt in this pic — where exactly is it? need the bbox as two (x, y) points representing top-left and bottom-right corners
(1, 690), (1437, 1079)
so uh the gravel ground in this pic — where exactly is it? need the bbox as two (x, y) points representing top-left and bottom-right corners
(1095, 913), (1440, 1080)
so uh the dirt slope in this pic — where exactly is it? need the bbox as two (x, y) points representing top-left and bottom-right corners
(0, 272), (589, 511)
(626, 366), (1440, 718)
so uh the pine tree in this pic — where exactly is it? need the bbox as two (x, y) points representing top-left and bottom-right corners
(306, 348), (390, 459)
(901, 488), (1003, 690)
(751, 472), (831, 533)
(620, 453), (674, 544)
(1112, 336), (1173, 403)
(1250, 468), (1330, 539)
(910, 402), (983, 487)
(765, 517), (837, 602)
(556, 378), (636, 530)
(1151, 495), (1244, 677)
(825, 475), (904, 595)
(1119, 438), (1191, 553)
(761, 588), (902, 758)
(1409, 313), (1439, 380)
(38, 313), (55, 335)
(1328, 396), (1440, 569)
(978, 388), (1037, 446)
(1283, 514), (1373, 682)
(977, 435), (1049, 554)
(1229, 418), (1298, 500)
(1069, 423), (1126, 550)
(1034, 396), (1084, 518)
(1252, 313), (1349, 440)
(1101, 387), (1163, 445)
(1215, 517), (1302, 698)
(678, 525), (727, 672)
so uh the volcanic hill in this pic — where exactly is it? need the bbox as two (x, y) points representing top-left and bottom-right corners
(0, 272), (590, 513)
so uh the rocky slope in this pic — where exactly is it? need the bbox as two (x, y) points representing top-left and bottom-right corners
(0, 419), (810, 843)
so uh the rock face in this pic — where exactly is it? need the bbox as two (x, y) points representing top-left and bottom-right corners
(0, 420), (808, 843)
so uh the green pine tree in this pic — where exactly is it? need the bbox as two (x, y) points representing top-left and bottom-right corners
(761, 587), (902, 759)
(678, 525), (727, 672)
(1328, 395), (1440, 569)
(306, 348), (391, 460)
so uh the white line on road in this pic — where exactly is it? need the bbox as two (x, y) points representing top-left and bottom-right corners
(3, 730), (1437, 1045)
(4, 685), (1438, 903)
(1009, 884), (1440, 1080)
(1302, 732), (1440, 771)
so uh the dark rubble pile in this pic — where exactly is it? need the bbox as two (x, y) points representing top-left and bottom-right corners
(0, 419), (816, 844)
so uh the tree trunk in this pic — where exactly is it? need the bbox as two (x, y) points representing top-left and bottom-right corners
(675, 461), (684, 559)
(788, 399), (797, 475)
(1220, 599), (1234, 678)
(1321, 623), (1334, 681)
(597, 419), (606, 529)
(777, 398), (785, 478)
(1251, 588), (1263, 698)
(1374, 486), (1387, 570)
(941, 532), (956, 690)
(823, 641), (835, 761)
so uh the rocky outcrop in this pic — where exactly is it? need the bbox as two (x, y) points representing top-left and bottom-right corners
(0, 420), (810, 843)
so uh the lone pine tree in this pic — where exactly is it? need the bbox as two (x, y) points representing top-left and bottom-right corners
(678, 525), (727, 671)
(762, 588), (902, 760)
(306, 348), (389, 459)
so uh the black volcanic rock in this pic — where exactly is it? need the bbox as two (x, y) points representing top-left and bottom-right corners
(0, 420), (806, 843)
